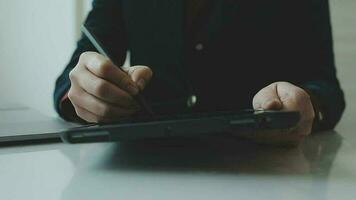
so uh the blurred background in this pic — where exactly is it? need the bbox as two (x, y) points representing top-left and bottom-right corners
(0, 0), (355, 130)
(0, 0), (92, 116)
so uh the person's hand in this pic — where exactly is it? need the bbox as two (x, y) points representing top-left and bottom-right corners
(243, 82), (315, 146)
(67, 51), (153, 123)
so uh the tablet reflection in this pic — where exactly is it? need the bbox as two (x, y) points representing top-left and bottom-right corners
(61, 131), (342, 200)
(99, 131), (342, 175)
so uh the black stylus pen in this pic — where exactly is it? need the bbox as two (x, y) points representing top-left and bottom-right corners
(81, 25), (155, 118)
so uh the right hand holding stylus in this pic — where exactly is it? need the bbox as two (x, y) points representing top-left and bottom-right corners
(68, 51), (153, 123)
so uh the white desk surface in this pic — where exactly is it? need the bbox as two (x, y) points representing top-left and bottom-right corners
(0, 95), (355, 200)
(0, 120), (355, 200)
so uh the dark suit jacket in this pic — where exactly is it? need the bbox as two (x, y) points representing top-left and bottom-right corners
(54, 0), (345, 131)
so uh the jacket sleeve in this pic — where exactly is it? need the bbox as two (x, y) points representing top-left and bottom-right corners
(301, 0), (345, 131)
(53, 0), (127, 119)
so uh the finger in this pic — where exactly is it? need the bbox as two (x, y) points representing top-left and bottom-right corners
(278, 84), (311, 112)
(253, 83), (283, 110)
(274, 83), (314, 135)
(124, 65), (153, 91)
(276, 82), (315, 136)
(68, 85), (138, 120)
(72, 103), (105, 123)
(80, 52), (139, 95)
(73, 67), (138, 108)
(73, 102), (126, 123)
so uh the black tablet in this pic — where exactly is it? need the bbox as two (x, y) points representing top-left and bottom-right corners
(61, 110), (300, 143)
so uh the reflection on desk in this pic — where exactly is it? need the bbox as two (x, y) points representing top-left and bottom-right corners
(0, 131), (354, 200)
(61, 131), (351, 200)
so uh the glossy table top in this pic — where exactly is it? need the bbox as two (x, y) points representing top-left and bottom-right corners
(1, 0), (356, 198)
(0, 126), (355, 200)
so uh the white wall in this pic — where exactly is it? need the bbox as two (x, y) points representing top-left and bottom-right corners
(329, 0), (356, 133)
(0, 0), (91, 116)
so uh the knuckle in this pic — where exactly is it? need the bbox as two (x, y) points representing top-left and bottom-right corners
(98, 59), (112, 75)
(93, 80), (109, 97)
(119, 76), (131, 87)
(68, 69), (77, 82)
(67, 89), (75, 101)
(79, 52), (86, 60)
(79, 51), (91, 61)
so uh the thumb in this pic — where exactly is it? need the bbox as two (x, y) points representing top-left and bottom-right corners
(124, 65), (153, 91)
(253, 83), (283, 110)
